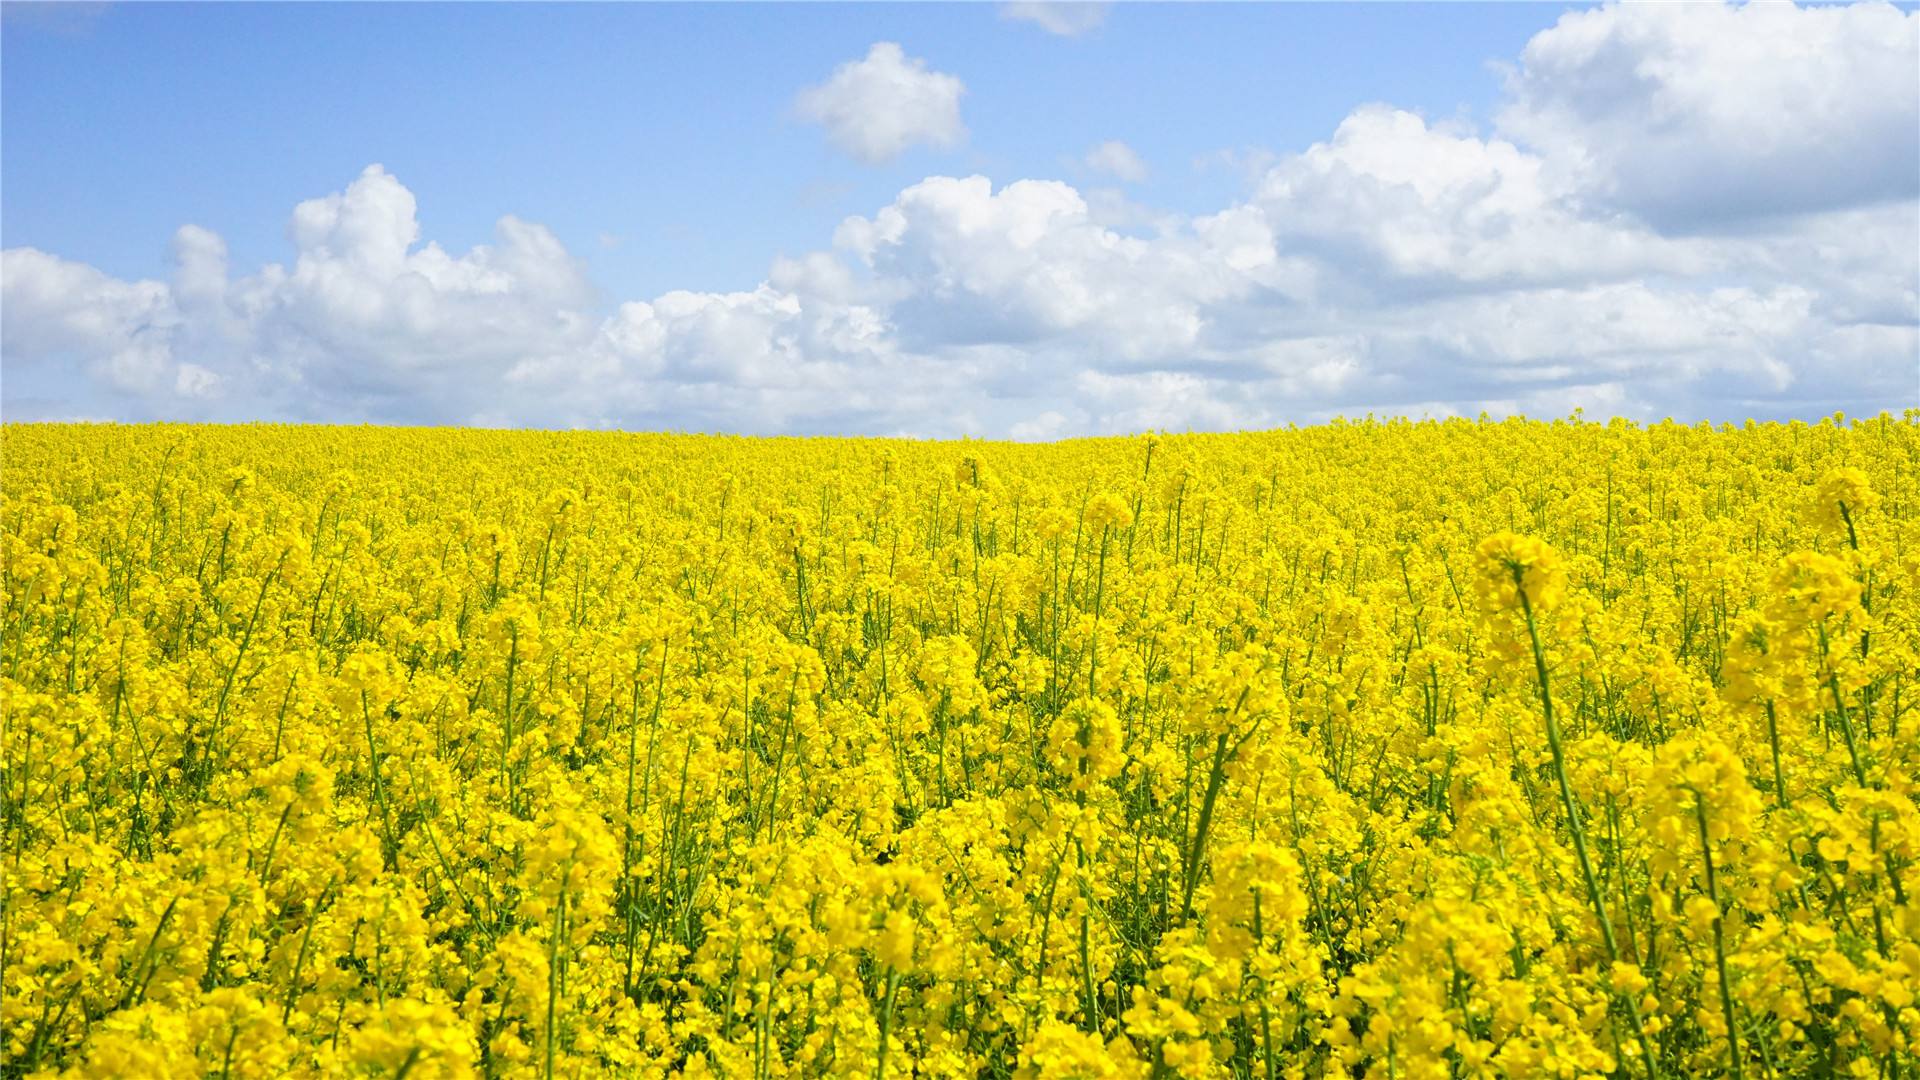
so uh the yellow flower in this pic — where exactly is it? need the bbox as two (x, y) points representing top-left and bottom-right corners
(1084, 492), (1134, 533)
(1472, 531), (1566, 614)
(1810, 467), (1876, 535)
(1046, 697), (1125, 791)
(3, 417), (1915, 1080)
(875, 908), (917, 972)
(1017, 1020), (1147, 1079)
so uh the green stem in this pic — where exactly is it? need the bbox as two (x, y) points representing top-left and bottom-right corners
(874, 969), (902, 1080)
(1517, 586), (1660, 1080)
(1691, 792), (1744, 1080)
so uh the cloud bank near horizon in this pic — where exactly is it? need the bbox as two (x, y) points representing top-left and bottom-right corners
(4, 1), (1916, 435)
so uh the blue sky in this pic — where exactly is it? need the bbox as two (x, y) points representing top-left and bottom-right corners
(3, 3), (1558, 298)
(3, 1), (1917, 433)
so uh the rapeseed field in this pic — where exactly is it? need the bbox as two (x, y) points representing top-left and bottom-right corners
(2, 416), (1915, 1079)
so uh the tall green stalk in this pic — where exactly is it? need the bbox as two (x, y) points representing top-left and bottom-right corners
(1517, 585), (1660, 1080)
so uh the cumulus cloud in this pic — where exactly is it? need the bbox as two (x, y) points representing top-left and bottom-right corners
(1084, 140), (1148, 182)
(1000, 2), (1109, 37)
(1498, 0), (1920, 228)
(0, 248), (195, 400)
(1250, 106), (1710, 295)
(795, 42), (967, 165)
(5, 165), (600, 422)
(242, 166), (598, 419)
(833, 174), (1321, 371)
(4, 2), (1916, 433)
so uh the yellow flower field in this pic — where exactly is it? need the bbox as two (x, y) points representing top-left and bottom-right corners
(3, 416), (1916, 1079)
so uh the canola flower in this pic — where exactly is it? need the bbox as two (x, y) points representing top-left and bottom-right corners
(2, 414), (1917, 1079)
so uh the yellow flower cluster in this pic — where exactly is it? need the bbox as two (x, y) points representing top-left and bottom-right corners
(3, 414), (1916, 1078)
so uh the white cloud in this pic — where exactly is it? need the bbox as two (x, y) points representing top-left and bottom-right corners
(1498, 0), (1920, 228)
(1253, 105), (1706, 292)
(1010, 408), (1073, 441)
(6, 165), (600, 421)
(1076, 370), (1264, 433)
(1, 248), (171, 361)
(0, 247), (192, 399)
(795, 42), (966, 165)
(1403, 284), (1813, 390)
(1000, 2), (1109, 37)
(248, 166), (598, 418)
(836, 174), (1262, 363)
(174, 362), (220, 398)
(1084, 140), (1147, 183)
